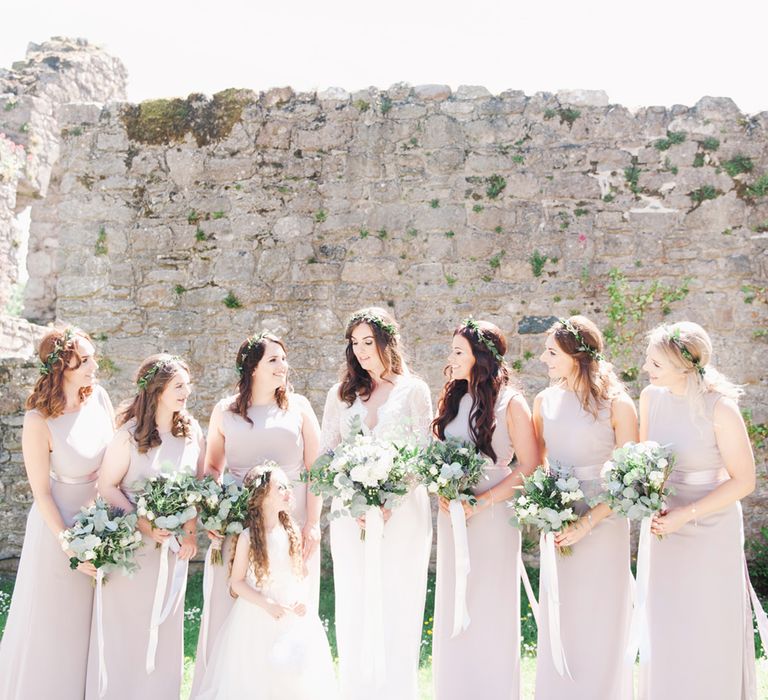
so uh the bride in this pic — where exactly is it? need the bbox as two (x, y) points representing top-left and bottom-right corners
(321, 307), (433, 700)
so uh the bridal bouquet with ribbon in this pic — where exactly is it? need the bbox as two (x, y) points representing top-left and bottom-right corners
(508, 466), (583, 556)
(304, 416), (412, 530)
(196, 473), (249, 565)
(134, 468), (200, 675)
(595, 441), (675, 524)
(61, 498), (143, 697)
(61, 497), (143, 577)
(597, 441), (675, 664)
(415, 437), (489, 637)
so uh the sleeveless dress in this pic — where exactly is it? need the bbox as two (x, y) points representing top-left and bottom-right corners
(534, 386), (633, 700)
(640, 386), (757, 700)
(84, 418), (202, 700)
(0, 384), (114, 700)
(190, 392), (320, 696)
(433, 386), (523, 700)
(196, 527), (338, 700)
(321, 373), (433, 700)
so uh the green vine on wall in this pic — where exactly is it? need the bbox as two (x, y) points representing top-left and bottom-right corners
(603, 268), (691, 383)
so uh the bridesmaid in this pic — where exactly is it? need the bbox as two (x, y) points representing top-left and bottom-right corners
(86, 354), (204, 700)
(321, 307), (433, 700)
(532, 316), (636, 699)
(640, 322), (758, 699)
(0, 328), (114, 700)
(432, 318), (539, 700)
(190, 331), (322, 695)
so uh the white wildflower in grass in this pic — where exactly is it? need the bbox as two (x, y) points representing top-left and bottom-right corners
(195, 472), (251, 564)
(302, 416), (415, 532)
(508, 467), (582, 555)
(134, 468), (200, 538)
(60, 498), (143, 580)
(412, 437), (489, 504)
(596, 441), (675, 529)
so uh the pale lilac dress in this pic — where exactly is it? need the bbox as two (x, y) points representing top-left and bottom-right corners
(321, 373), (433, 700)
(534, 386), (633, 700)
(84, 418), (202, 700)
(640, 386), (757, 700)
(0, 385), (114, 700)
(190, 392), (320, 697)
(433, 386), (522, 700)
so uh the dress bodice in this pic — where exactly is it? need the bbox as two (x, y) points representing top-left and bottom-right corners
(245, 526), (305, 605)
(219, 393), (309, 485)
(443, 386), (518, 490)
(121, 418), (202, 501)
(321, 373), (433, 451)
(32, 384), (114, 481)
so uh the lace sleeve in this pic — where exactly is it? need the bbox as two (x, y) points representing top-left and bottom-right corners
(320, 384), (343, 453)
(407, 379), (434, 446)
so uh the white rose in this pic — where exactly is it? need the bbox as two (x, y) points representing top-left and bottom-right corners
(428, 482), (439, 494)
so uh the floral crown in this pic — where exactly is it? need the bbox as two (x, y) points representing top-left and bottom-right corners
(461, 317), (504, 363)
(137, 355), (183, 391)
(236, 331), (274, 377)
(39, 328), (75, 376)
(246, 461), (279, 491)
(668, 328), (705, 378)
(348, 312), (397, 337)
(556, 318), (605, 362)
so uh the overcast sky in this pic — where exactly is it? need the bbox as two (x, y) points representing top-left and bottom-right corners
(2, 0), (767, 114)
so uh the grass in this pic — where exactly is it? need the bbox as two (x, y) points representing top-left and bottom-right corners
(2, 557), (767, 700)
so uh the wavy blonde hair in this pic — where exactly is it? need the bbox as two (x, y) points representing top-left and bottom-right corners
(647, 322), (743, 412)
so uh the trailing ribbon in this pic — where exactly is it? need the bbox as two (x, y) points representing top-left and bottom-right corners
(625, 516), (652, 665)
(745, 556), (768, 655)
(540, 531), (572, 678)
(146, 536), (188, 673)
(95, 568), (108, 698)
(519, 553), (539, 625)
(449, 499), (471, 637)
(361, 506), (386, 686)
(198, 543), (216, 669)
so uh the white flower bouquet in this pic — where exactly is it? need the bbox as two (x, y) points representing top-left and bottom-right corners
(509, 467), (583, 555)
(61, 497), (143, 578)
(134, 468), (200, 538)
(196, 473), (250, 565)
(596, 441), (675, 527)
(303, 417), (413, 536)
(414, 437), (489, 504)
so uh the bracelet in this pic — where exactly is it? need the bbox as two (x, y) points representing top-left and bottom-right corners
(587, 512), (593, 534)
(691, 504), (697, 527)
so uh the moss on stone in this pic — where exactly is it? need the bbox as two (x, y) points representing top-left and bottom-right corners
(121, 89), (254, 146)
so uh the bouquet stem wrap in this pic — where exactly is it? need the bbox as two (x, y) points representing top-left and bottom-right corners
(540, 532), (572, 678)
(449, 499), (471, 637)
(146, 537), (188, 673)
(362, 506), (386, 686)
(95, 569), (108, 698)
(625, 516), (652, 665)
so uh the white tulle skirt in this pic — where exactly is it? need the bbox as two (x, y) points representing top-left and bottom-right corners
(196, 596), (338, 700)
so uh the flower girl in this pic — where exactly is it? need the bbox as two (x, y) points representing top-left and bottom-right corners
(197, 463), (338, 700)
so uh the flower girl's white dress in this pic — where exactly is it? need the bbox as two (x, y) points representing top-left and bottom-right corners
(196, 527), (338, 699)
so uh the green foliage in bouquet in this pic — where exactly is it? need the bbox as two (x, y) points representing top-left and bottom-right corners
(414, 437), (488, 504)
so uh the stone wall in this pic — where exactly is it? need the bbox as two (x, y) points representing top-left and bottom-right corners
(0, 44), (766, 563)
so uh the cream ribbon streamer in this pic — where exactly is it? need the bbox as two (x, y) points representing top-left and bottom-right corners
(198, 544), (216, 669)
(449, 499), (472, 637)
(146, 536), (188, 673)
(362, 506), (386, 686)
(539, 531), (572, 678)
(95, 568), (108, 698)
(519, 553), (540, 624)
(625, 516), (652, 665)
(745, 556), (768, 659)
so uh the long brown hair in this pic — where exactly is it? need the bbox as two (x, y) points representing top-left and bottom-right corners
(230, 333), (290, 425)
(26, 327), (94, 418)
(117, 354), (192, 453)
(550, 315), (623, 417)
(338, 306), (405, 406)
(229, 464), (303, 596)
(432, 320), (512, 463)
